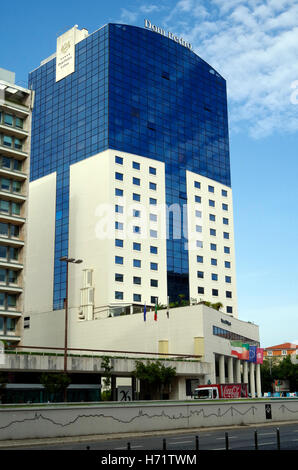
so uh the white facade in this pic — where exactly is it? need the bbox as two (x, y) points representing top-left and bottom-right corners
(186, 171), (238, 317)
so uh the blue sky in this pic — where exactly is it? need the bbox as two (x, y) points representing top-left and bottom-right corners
(1, 0), (297, 347)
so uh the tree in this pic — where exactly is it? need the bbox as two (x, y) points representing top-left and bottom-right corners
(261, 356), (298, 393)
(133, 360), (176, 400)
(40, 373), (71, 402)
(101, 356), (113, 400)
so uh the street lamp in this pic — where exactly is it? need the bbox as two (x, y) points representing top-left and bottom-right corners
(60, 256), (83, 400)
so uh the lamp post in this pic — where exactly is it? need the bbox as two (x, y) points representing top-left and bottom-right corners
(60, 256), (83, 401)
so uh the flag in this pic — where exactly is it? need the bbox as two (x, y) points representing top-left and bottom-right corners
(242, 343), (250, 360)
(256, 348), (264, 364)
(143, 303), (146, 322)
(154, 303), (157, 321)
(231, 341), (243, 359)
(249, 345), (257, 363)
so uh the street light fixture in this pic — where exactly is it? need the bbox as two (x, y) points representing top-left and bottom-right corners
(60, 256), (83, 401)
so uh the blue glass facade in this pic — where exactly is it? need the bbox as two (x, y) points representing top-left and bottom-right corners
(29, 23), (231, 309)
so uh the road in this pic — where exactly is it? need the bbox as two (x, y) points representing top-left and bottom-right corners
(2, 422), (298, 451)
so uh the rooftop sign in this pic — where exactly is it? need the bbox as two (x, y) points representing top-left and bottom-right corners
(144, 19), (192, 50)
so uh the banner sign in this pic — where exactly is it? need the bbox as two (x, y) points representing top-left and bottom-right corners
(56, 27), (76, 82)
(231, 342), (264, 363)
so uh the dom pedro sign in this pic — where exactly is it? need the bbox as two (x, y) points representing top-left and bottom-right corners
(144, 19), (192, 50)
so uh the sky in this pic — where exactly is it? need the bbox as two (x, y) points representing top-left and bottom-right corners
(1, 0), (297, 347)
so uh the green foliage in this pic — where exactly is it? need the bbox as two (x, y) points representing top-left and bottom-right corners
(199, 300), (223, 311)
(40, 373), (71, 401)
(133, 360), (176, 399)
(261, 356), (298, 392)
(101, 356), (113, 390)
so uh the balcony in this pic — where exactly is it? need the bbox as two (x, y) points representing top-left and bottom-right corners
(0, 123), (28, 140)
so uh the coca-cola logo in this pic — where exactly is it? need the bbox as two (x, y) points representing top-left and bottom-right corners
(223, 385), (240, 398)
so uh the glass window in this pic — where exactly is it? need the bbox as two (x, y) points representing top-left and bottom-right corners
(0, 293), (4, 308)
(15, 117), (23, 129)
(6, 317), (16, 330)
(115, 204), (123, 213)
(150, 262), (158, 270)
(115, 273), (123, 282)
(150, 246), (158, 254)
(226, 291), (232, 298)
(2, 157), (11, 169)
(133, 209), (141, 217)
(9, 247), (18, 260)
(212, 289), (218, 296)
(197, 255), (203, 263)
(222, 203), (228, 211)
(197, 271), (204, 278)
(194, 181), (201, 189)
(195, 195), (201, 203)
(11, 225), (19, 238)
(115, 291), (123, 300)
(151, 279), (158, 287)
(212, 273), (218, 281)
(3, 135), (13, 147)
(115, 256), (123, 265)
(196, 225), (202, 232)
(133, 242), (141, 251)
(196, 240), (203, 248)
(8, 270), (17, 284)
(133, 259), (141, 268)
(208, 185), (214, 193)
(115, 188), (123, 196)
(0, 246), (7, 258)
(195, 210), (202, 218)
(210, 229), (216, 236)
(7, 294), (17, 307)
(209, 214), (216, 221)
(198, 286), (204, 294)
(150, 213), (157, 222)
(149, 198), (157, 205)
(209, 200), (215, 207)
(150, 229), (157, 238)
(223, 232), (230, 239)
(225, 276), (231, 283)
(210, 243), (217, 251)
(115, 172), (123, 181)
(223, 218), (229, 225)
(4, 114), (13, 126)
(149, 167), (156, 175)
(211, 258), (217, 266)
(133, 177), (140, 185)
(227, 306), (233, 314)
(115, 156), (123, 165)
(115, 239), (123, 247)
(12, 181), (21, 193)
(0, 268), (6, 282)
(151, 296), (158, 304)
(13, 159), (22, 171)
(133, 193), (140, 201)
(14, 139), (22, 150)
(149, 182), (156, 190)
(0, 200), (10, 213)
(133, 277), (141, 285)
(225, 261), (231, 268)
(1, 178), (10, 191)
(224, 246), (230, 254)
(133, 226), (141, 233)
(0, 223), (8, 237)
(222, 189), (228, 197)
(132, 161), (140, 170)
(133, 293), (141, 302)
(115, 221), (123, 230)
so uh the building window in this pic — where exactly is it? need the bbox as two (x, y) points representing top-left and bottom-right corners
(210, 228), (216, 236)
(209, 214), (216, 221)
(149, 167), (156, 175)
(150, 262), (158, 270)
(115, 221), (123, 230)
(149, 198), (157, 205)
(133, 277), (141, 285)
(115, 239), (123, 248)
(115, 291), (123, 300)
(133, 226), (141, 234)
(134, 293), (142, 302)
(149, 182), (157, 190)
(150, 229), (157, 238)
(195, 210), (202, 218)
(226, 291), (232, 298)
(211, 258), (217, 266)
(133, 209), (141, 217)
(198, 286), (204, 294)
(197, 255), (203, 263)
(210, 243), (217, 251)
(115, 172), (123, 181)
(223, 218), (229, 225)
(222, 189), (228, 197)
(150, 246), (158, 254)
(211, 273), (218, 281)
(196, 225), (202, 233)
(151, 296), (158, 304)
(196, 240), (203, 248)
(267, 351), (273, 356)
(222, 203), (228, 211)
(133, 242), (141, 251)
(132, 161), (140, 170)
(225, 276), (231, 283)
(115, 188), (123, 197)
(194, 181), (201, 189)
(133, 177), (140, 186)
(133, 259), (141, 268)
(115, 273), (124, 282)
(282, 350), (287, 356)
(224, 246), (230, 254)
(150, 213), (157, 222)
(133, 193), (141, 202)
(115, 256), (123, 265)
(209, 200), (215, 207)
(115, 204), (123, 214)
(227, 306), (233, 314)
(151, 279), (158, 287)
(195, 195), (201, 203)
(208, 185), (214, 193)
(212, 289), (218, 296)
(223, 232), (230, 239)
(115, 156), (123, 165)
(225, 261), (231, 268)
(197, 271), (204, 278)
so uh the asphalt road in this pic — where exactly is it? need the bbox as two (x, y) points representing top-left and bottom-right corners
(2, 422), (298, 451)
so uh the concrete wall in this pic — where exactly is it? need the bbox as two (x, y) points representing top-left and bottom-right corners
(0, 400), (297, 440)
